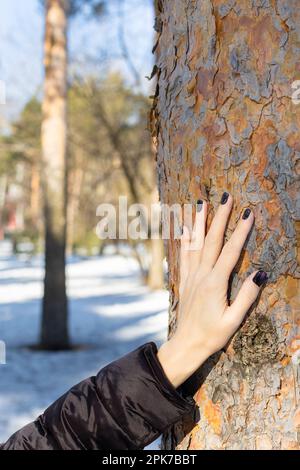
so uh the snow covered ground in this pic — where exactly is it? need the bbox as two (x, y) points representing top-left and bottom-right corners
(0, 248), (169, 444)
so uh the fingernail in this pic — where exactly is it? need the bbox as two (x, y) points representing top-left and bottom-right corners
(242, 208), (251, 220)
(221, 192), (229, 205)
(196, 199), (203, 212)
(253, 270), (268, 287)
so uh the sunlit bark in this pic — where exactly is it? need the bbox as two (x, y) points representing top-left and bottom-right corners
(153, 0), (300, 450)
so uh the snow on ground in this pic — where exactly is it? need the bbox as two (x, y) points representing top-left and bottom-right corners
(0, 249), (168, 443)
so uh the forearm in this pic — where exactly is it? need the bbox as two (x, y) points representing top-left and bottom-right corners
(157, 337), (210, 388)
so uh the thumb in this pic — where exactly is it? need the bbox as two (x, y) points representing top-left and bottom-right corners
(226, 270), (268, 326)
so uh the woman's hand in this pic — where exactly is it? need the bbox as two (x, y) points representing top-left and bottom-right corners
(157, 192), (268, 388)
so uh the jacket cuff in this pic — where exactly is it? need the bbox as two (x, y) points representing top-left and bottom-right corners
(97, 342), (196, 449)
(143, 342), (196, 412)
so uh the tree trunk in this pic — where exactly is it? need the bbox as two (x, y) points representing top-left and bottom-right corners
(40, 0), (69, 349)
(67, 165), (84, 254)
(30, 163), (41, 230)
(153, 0), (300, 450)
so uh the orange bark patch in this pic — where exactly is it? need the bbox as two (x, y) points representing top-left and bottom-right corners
(251, 16), (280, 69)
(285, 277), (299, 299)
(280, 356), (290, 367)
(290, 337), (300, 353)
(264, 200), (281, 232)
(293, 408), (300, 428)
(282, 322), (292, 333)
(196, 68), (215, 100)
(268, 291), (280, 308)
(196, 387), (222, 435)
(203, 400), (222, 435)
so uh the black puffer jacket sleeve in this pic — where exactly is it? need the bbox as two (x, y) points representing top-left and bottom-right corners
(1, 343), (195, 450)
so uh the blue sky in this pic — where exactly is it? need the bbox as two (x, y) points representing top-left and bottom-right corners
(0, 0), (154, 121)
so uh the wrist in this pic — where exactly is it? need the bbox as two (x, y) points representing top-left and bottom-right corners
(157, 337), (210, 388)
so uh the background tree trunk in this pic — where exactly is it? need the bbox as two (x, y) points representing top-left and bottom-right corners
(67, 164), (84, 254)
(40, 0), (69, 349)
(152, 0), (300, 450)
(30, 164), (41, 231)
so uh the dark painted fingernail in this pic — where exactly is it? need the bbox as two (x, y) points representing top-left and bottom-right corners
(253, 270), (268, 287)
(196, 199), (203, 212)
(221, 192), (229, 205)
(242, 208), (251, 220)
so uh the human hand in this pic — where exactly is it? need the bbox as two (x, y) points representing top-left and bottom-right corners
(157, 192), (268, 388)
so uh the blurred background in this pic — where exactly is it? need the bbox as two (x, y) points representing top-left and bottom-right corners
(0, 0), (168, 443)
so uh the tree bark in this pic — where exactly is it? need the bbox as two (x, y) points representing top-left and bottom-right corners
(40, 0), (69, 349)
(152, 0), (300, 450)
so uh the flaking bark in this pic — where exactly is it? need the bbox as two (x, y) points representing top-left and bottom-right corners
(152, 0), (300, 450)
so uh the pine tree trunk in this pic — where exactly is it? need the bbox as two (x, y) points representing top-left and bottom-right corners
(67, 165), (84, 254)
(153, 0), (300, 450)
(30, 164), (41, 229)
(40, 0), (69, 349)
